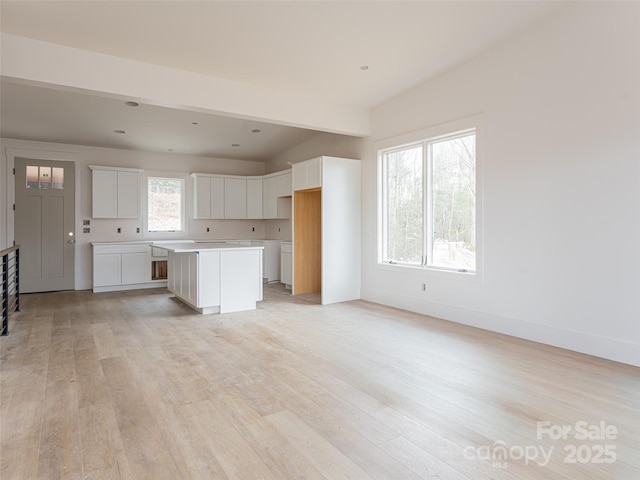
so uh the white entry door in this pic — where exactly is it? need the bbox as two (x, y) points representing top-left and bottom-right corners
(14, 158), (75, 293)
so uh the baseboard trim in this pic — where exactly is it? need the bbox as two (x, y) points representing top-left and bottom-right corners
(361, 288), (640, 367)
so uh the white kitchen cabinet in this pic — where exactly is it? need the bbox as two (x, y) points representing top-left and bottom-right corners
(247, 178), (263, 219)
(93, 243), (154, 292)
(276, 171), (292, 196)
(161, 244), (262, 315)
(224, 178), (247, 219)
(263, 171), (292, 219)
(251, 240), (281, 282)
(90, 165), (142, 218)
(93, 253), (121, 287)
(280, 242), (292, 289)
(292, 157), (322, 191)
(292, 157), (360, 305)
(262, 175), (277, 219)
(193, 170), (291, 220)
(121, 252), (148, 284)
(211, 177), (225, 218)
(192, 174), (225, 219)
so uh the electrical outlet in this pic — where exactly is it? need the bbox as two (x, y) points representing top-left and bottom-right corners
(117, 227), (121, 234)
(421, 283), (426, 291)
(136, 227), (140, 233)
(206, 227), (210, 232)
(278, 227), (281, 232)
(252, 227), (255, 231)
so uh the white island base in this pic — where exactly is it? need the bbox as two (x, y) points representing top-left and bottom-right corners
(155, 243), (264, 314)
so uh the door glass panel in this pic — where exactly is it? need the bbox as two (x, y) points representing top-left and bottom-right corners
(39, 167), (52, 189)
(26, 166), (39, 188)
(52, 167), (64, 189)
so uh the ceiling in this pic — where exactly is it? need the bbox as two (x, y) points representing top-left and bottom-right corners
(0, 1), (563, 161)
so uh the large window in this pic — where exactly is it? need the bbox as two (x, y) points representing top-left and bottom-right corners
(380, 129), (477, 273)
(147, 177), (185, 232)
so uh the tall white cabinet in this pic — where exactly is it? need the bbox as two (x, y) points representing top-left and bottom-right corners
(292, 156), (360, 305)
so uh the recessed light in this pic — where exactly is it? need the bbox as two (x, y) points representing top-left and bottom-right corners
(168, 148), (174, 152)
(113, 129), (126, 134)
(251, 129), (261, 134)
(124, 101), (139, 107)
(232, 144), (240, 147)
(192, 122), (198, 125)
(360, 65), (369, 71)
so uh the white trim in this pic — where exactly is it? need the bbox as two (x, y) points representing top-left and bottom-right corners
(376, 114), (484, 280)
(362, 287), (640, 367)
(143, 171), (189, 239)
(89, 165), (143, 173)
(4, 146), (81, 288)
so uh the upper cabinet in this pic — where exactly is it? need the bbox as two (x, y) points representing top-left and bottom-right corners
(263, 171), (291, 219)
(193, 175), (224, 219)
(89, 165), (142, 218)
(224, 178), (247, 219)
(246, 178), (263, 219)
(292, 157), (322, 191)
(193, 170), (291, 220)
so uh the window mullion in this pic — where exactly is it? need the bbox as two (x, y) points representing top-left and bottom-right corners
(424, 140), (432, 267)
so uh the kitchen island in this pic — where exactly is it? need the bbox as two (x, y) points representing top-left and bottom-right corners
(152, 242), (263, 314)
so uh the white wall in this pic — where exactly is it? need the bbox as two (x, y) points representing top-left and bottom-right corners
(2, 138), (268, 290)
(266, 132), (364, 173)
(362, 3), (640, 366)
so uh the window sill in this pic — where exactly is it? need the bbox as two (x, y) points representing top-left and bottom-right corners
(375, 261), (482, 283)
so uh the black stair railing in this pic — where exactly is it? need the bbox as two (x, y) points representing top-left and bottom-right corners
(1, 245), (20, 336)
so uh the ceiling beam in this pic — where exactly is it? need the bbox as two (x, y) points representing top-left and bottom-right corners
(0, 33), (370, 137)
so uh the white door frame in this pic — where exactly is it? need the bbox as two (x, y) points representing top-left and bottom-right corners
(5, 146), (81, 290)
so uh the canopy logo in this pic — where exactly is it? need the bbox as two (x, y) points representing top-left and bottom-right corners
(464, 421), (617, 469)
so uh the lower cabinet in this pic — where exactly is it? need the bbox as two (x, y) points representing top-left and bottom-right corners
(93, 243), (162, 292)
(251, 240), (282, 282)
(167, 248), (262, 314)
(281, 242), (292, 289)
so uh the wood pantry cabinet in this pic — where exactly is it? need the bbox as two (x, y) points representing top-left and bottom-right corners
(292, 156), (361, 305)
(89, 165), (142, 218)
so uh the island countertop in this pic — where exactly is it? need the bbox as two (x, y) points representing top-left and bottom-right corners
(151, 242), (264, 253)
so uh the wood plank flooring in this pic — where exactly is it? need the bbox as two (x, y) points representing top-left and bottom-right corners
(1, 284), (638, 479)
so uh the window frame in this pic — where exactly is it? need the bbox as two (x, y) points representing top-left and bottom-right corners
(143, 172), (188, 238)
(376, 115), (483, 281)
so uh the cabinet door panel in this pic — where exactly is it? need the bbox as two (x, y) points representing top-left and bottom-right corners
(306, 158), (322, 189)
(92, 170), (117, 218)
(276, 172), (292, 197)
(121, 252), (148, 284)
(292, 163), (307, 192)
(224, 178), (247, 219)
(247, 178), (263, 219)
(94, 253), (121, 286)
(117, 171), (140, 218)
(194, 175), (212, 219)
(262, 176), (277, 219)
(211, 177), (225, 219)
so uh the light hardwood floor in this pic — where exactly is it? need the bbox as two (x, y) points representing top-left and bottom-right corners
(1, 284), (638, 480)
